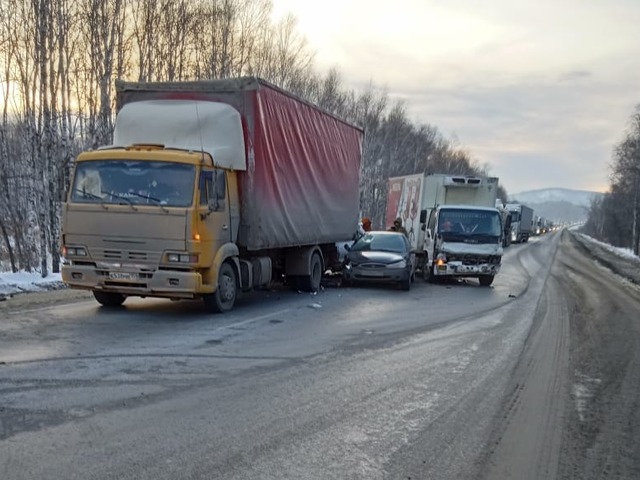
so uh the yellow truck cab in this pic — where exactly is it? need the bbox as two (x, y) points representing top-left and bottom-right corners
(63, 144), (242, 311)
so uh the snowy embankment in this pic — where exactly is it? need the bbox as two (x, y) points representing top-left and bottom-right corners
(0, 271), (65, 299)
(576, 232), (636, 260)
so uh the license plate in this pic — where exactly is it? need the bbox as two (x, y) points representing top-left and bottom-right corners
(109, 272), (138, 280)
(456, 266), (479, 273)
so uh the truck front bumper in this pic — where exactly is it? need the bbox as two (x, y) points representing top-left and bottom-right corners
(61, 264), (206, 299)
(434, 262), (500, 277)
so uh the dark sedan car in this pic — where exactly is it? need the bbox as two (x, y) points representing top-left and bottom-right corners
(342, 231), (416, 290)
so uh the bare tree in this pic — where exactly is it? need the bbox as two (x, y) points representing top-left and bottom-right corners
(604, 106), (640, 252)
(248, 12), (315, 86)
(5, 0), (42, 272)
(585, 105), (640, 252)
(81, 0), (127, 148)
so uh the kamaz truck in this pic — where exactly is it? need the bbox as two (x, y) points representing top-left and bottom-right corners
(386, 174), (503, 286)
(61, 77), (363, 312)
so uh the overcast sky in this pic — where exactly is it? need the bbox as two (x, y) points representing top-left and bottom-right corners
(271, 0), (640, 194)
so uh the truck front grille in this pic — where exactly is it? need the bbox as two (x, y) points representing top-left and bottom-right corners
(92, 248), (160, 264)
(448, 255), (501, 265)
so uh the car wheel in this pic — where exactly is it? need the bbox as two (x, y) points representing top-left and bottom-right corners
(92, 291), (125, 307)
(400, 276), (411, 291)
(203, 262), (237, 313)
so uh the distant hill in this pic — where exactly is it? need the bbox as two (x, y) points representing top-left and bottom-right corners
(508, 188), (604, 224)
(509, 188), (601, 207)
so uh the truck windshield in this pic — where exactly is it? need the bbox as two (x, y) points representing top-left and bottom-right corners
(70, 160), (196, 207)
(438, 209), (502, 237)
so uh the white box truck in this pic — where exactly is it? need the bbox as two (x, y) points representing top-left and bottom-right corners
(385, 173), (503, 286)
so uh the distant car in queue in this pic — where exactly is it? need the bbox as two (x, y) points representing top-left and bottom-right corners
(342, 231), (416, 290)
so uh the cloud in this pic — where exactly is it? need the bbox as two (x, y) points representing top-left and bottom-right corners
(374, 71), (637, 192)
(272, 0), (640, 193)
(558, 70), (592, 82)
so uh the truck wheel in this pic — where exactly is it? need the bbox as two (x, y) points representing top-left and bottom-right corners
(421, 257), (431, 282)
(203, 262), (237, 313)
(300, 252), (322, 292)
(93, 291), (125, 307)
(479, 275), (494, 287)
(428, 263), (440, 284)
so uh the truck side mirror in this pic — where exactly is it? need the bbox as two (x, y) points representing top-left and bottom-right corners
(420, 209), (427, 223)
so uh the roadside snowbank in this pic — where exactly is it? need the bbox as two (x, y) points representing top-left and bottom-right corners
(0, 271), (64, 298)
(577, 233), (637, 260)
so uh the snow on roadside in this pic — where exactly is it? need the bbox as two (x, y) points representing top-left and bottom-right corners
(577, 232), (638, 261)
(0, 271), (65, 298)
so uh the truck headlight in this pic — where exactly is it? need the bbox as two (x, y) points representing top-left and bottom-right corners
(166, 253), (199, 263)
(63, 246), (87, 257)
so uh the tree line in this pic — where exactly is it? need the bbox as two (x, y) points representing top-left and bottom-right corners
(0, 0), (503, 275)
(582, 106), (640, 255)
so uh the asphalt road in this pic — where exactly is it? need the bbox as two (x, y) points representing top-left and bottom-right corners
(1, 230), (639, 479)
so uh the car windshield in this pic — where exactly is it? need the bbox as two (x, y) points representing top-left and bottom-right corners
(70, 160), (196, 207)
(350, 233), (407, 253)
(438, 209), (502, 236)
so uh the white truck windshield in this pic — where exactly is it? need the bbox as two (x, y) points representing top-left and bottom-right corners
(438, 209), (502, 237)
(70, 160), (196, 207)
